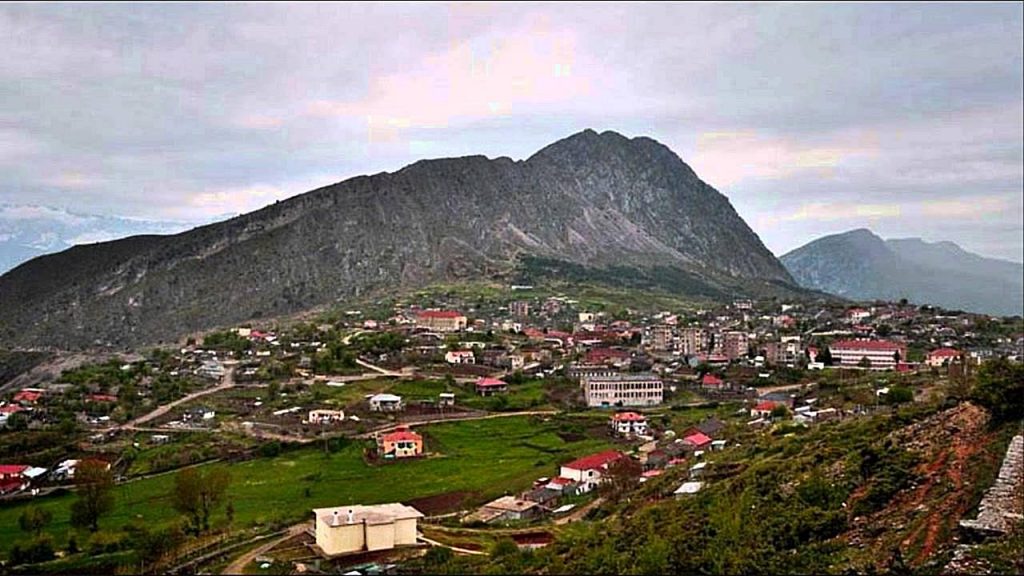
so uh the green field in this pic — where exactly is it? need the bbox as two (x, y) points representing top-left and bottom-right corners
(0, 415), (612, 558)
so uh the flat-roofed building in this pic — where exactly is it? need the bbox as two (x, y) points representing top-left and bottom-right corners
(583, 373), (663, 407)
(313, 503), (424, 557)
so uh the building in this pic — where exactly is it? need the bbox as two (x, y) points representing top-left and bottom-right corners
(368, 394), (403, 412)
(829, 339), (908, 370)
(750, 401), (778, 419)
(644, 325), (674, 352)
(701, 374), (725, 389)
(439, 392), (456, 406)
(559, 450), (628, 493)
(509, 301), (530, 318)
(680, 328), (707, 356)
(583, 374), (663, 407)
(475, 377), (508, 396)
(610, 412), (648, 437)
(464, 496), (542, 524)
(377, 425), (423, 459)
(307, 409), (346, 424)
(415, 310), (467, 332)
(926, 348), (961, 367)
(721, 331), (749, 361)
(0, 464), (29, 494)
(313, 503), (424, 557)
(445, 350), (475, 365)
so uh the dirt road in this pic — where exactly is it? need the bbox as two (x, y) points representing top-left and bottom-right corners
(122, 365), (236, 430)
(221, 522), (310, 575)
(554, 497), (605, 525)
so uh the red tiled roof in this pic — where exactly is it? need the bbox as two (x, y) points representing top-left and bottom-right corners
(563, 450), (626, 471)
(701, 374), (724, 386)
(87, 394), (118, 403)
(683, 432), (712, 446)
(831, 339), (904, 352)
(0, 464), (29, 475)
(417, 310), (464, 319)
(753, 401), (777, 412)
(13, 390), (41, 403)
(382, 430), (422, 443)
(548, 477), (575, 486)
(475, 377), (507, 388)
(928, 348), (960, 358)
(0, 405), (25, 414)
(611, 412), (645, 422)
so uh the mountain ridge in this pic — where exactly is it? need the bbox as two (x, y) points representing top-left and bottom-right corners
(781, 229), (1024, 316)
(0, 129), (799, 349)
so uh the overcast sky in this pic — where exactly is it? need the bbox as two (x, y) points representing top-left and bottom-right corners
(2, 2), (1022, 261)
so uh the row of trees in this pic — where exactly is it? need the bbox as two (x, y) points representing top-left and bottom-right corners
(12, 463), (233, 567)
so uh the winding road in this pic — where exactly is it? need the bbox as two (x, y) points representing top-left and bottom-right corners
(121, 364), (236, 430)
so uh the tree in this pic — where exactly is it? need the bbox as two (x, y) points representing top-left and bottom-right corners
(770, 404), (790, 420)
(858, 356), (872, 369)
(817, 347), (834, 366)
(172, 467), (232, 534)
(884, 386), (914, 406)
(599, 456), (642, 501)
(970, 357), (1024, 423)
(18, 506), (52, 537)
(69, 460), (115, 532)
(875, 324), (892, 337)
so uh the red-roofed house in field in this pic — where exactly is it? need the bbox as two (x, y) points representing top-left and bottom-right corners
(0, 404), (26, 427)
(0, 461), (29, 494)
(610, 412), (648, 437)
(377, 425), (423, 459)
(701, 374), (725, 389)
(0, 464), (30, 494)
(829, 339), (907, 371)
(475, 378), (508, 396)
(682, 431), (713, 450)
(750, 401), (778, 419)
(559, 450), (629, 493)
(415, 310), (467, 332)
(13, 389), (42, 405)
(926, 348), (961, 367)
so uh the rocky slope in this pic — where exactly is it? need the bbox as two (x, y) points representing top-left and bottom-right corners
(0, 129), (797, 349)
(781, 229), (1023, 317)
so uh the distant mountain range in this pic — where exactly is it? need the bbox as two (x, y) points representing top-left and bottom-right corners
(781, 229), (1023, 317)
(0, 129), (805, 349)
(0, 205), (197, 274)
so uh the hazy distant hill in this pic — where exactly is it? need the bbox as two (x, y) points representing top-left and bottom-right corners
(0, 204), (194, 274)
(0, 129), (801, 349)
(781, 229), (1023, 316)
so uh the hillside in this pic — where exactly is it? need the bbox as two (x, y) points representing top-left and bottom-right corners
(0, 129), (798, 349)
(781, 229), (1024, 317)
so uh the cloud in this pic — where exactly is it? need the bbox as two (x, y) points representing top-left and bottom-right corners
(0, 3), (1020, 263)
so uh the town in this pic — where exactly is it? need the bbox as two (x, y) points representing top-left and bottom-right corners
(1, 284), (1022, 574)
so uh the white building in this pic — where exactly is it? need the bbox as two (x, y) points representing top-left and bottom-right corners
(313, 503), (423, 557)
(583, 374), (663, 407)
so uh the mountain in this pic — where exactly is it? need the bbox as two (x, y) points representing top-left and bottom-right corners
(781, 229), (1024, 316)
(0, 129), (798, 349)
(0, 204), (197, 274)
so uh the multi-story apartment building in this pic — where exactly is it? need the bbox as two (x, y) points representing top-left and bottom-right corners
(644, 325), (674, 352)
(721, 331), (750, 360)
(508, 301), (530, 318)
(583, 374), (663, 407)
(680, 327), (707, 356)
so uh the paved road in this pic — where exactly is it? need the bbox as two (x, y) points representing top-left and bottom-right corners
(121, 365), (236, 430)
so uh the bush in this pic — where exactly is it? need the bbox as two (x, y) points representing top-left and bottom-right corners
(9, 535), (56, 565)
(258, 441), (282, 457)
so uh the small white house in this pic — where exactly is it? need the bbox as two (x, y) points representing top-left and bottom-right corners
(369, 394), (403, 412)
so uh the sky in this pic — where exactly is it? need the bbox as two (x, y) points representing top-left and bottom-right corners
(1, 2), (1022, 262)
